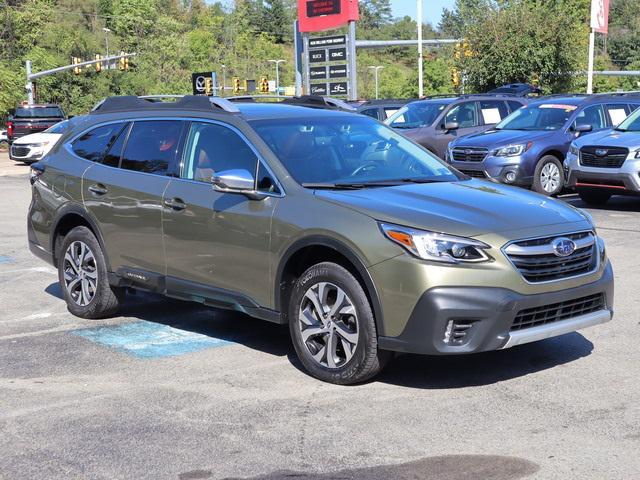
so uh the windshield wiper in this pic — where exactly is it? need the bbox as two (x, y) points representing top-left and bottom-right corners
(302, 181), (402, 190)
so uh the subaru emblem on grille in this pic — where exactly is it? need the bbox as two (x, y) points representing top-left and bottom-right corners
(552, 237), (576, 257)
(465, 149), (472, 155)
(595, 149), (608, 156)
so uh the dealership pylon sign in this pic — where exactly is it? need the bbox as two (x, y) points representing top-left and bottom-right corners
(590, 0), (610, 34)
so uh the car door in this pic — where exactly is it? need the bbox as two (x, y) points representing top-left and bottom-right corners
(162, 120), (281, 308)
(82, 119), (184, 276)
(433, 101), (479, 158)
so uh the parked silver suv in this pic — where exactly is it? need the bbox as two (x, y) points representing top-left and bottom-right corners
(565, 106), (640, 205)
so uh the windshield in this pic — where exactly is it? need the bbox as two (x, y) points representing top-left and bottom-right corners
(496, 104), (576, 131)
(15, 107), (64, 118)
(385, 102), (448, 129)
(250, 116), (460, 186)
(616, 107), (640, 132)
(44, 120), (70, 133)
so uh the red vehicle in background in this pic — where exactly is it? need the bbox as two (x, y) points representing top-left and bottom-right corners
(6, 104), (66, 144)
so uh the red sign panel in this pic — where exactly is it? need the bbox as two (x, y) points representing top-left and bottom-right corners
(298, 0), (359, 32)
(590, 0), (610, 34)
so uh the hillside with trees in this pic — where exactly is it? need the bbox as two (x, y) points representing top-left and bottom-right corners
(0, 0), (639, 121)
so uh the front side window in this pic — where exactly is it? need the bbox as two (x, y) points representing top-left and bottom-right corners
(574, 104), (606, 130)
(120, 120), (183, 175)
(385, 102), (448, 129)
(479, 100), (509, 125)
(444, 102), (477, 128)
(496, 103), (576, 131)
(71, 123), (124, 162)
(250, 116), (459, 186)
(183, 122), (258, 182)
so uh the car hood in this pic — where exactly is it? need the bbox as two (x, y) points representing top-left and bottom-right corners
(316, 180), (589, 238)
(575, 128), (640, 148)
(13, 132), (62, 145)
(451, 129), (555, 150)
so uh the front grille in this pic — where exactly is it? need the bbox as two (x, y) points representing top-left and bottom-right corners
(504, 231), (597, 283)
(10, 145), (30, 157)
(580, 146), (628, 168)
(511, 293), (605, 331)
(459, 169), (487, 178)
(451, 147), (489, 162)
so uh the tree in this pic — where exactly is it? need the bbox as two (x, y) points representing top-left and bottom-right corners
(359, 0), (393, 31)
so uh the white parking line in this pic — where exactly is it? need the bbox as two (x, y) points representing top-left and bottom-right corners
(0, 266), (56, 275)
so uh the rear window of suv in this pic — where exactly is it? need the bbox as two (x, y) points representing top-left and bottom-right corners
(14, 107), (64, 118)
(71, 123), (125, 162)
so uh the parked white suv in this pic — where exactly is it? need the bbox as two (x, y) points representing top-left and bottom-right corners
(9, 120), (69, 163)
(565, 107), (640, 205)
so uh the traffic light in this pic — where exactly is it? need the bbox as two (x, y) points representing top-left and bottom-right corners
(119, 52), (129, 71)
(72, 57), (81, 75)
(204, 77), (213, 96)
(95, 54), (102, 73)
(451, 68), (460, 89)
(259, 76), (269, 94)
(232, 77), (241, 94)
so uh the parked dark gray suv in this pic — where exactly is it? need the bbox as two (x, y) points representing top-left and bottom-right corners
(385, 95), (528, 159)
(28, 95), (613, 384)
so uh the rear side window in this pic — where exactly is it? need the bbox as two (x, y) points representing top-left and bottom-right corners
(71, 124), (123, 162)
(184, 122), (258, 183)
(102, 123), (130, 168)
(604, 104), (629, 126)
(479, 100), (509, 124)
(120, 121), (183, 175)
(507, 101), (524, 113)
(361, 108), (380, 120)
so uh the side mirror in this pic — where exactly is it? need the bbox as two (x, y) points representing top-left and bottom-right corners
(444, 121), (459, 132)
(212, 169), (265, 200)
(574, 124), (593, 134)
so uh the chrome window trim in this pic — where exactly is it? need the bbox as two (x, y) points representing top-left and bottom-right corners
(64, 116), (285, 197)
(501, 230), (600, 285)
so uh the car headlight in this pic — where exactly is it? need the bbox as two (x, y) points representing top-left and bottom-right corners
(380, 223), (491, 263)
(27, 142), (49, 148)
(495, 142), (532, 157)
(569, 144), (580, 157)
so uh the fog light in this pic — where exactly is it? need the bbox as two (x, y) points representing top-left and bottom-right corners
(504, 171), (517, 183)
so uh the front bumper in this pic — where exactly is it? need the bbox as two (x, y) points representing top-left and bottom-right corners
(564, 151), (640, 193)
(450, 154), (533, 186)
(377, 260), (613, 355)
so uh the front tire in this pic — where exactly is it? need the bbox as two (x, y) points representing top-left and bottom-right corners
(577, 187), (612, 206)
(288, 262), (390, 384)
(58, 226), (123, 319)
(533, 155), (564, 196)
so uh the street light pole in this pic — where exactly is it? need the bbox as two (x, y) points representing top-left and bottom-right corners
(368, 66), (384, 99)
(269, 59), (285, 95)
(417, 0), (424, 98)
(103, 28), (111, 69)
(221, 64), (226, 96)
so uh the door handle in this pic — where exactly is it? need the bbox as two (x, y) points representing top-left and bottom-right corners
(88, 183), (108, 196)
(164, 197), (186, 211)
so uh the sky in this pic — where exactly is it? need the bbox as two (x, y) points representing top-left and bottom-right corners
(391, 0), (456, 26)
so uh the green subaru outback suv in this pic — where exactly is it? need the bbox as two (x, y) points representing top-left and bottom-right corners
(28, 95), (614, 384)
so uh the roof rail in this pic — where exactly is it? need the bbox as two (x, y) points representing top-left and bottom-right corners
(90, 95), (240, 114)
(227, 94), (357, 111)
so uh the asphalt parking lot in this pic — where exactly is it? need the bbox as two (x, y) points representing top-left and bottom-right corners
(1, 150), (639, 480)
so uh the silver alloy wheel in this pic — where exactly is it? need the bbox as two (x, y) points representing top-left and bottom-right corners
(298, 282), (359, 369)
(63, 241), (98, 306)
(540, 162), (561, 193)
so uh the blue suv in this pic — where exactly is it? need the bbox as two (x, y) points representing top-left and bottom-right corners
(447, 94), (640, 196)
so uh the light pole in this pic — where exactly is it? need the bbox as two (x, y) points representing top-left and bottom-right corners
(102, 28), (111, 69)
(417, 0), (424, 97)
(221, 64), (226, 96)
(269, 59), (286, 95)
(368, 66), (384, 99)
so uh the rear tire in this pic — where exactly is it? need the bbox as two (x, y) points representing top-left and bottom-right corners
(533, 155), (564, 196)
(577, 187), (612, 206)
(58, 226), (123, 319)
(288, 262), (391, 385)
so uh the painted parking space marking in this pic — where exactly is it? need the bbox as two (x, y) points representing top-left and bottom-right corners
(0, 255), (16, 264)
(72, 321), (234, 358)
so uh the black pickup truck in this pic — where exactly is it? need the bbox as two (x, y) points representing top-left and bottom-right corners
(7, 104), (66, 143)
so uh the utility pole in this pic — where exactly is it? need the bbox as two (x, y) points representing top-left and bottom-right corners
(103, 28), (111, 69)
(269, 59), (285, 95)
(348, 20), (358, 100)
(368, 66), (384, 99)
(417, 0), (424, 98)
